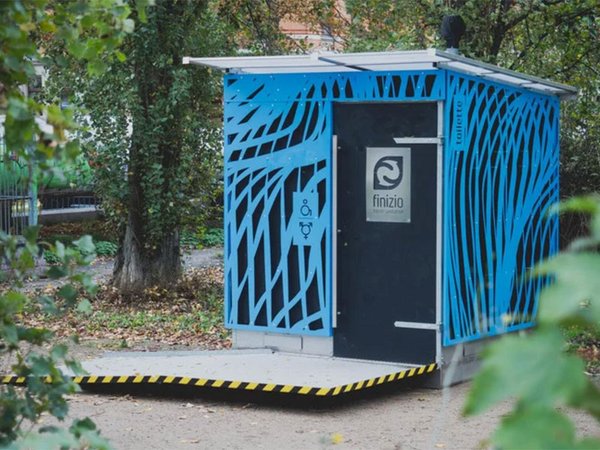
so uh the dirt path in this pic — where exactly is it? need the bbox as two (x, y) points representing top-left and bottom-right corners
(55, 380), (599, 450)
(27, 247), (223, 288)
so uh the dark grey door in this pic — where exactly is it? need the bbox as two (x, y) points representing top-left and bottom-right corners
(333, 102), (438, 364)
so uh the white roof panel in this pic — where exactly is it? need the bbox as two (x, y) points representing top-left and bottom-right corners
(439, 61), (491, 75)
(485, 72), (532, 85)
(243, 65), (357, 74)
(182, 49), (576, 98)
(320, 50), (447, 66)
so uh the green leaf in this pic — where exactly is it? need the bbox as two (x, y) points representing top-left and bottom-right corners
(64, 359), (86, 376)
(135, 0), (154, 23)
(115, 50), (127, 62)
(70, 417), (97, 435)
(553, 195), (600, 217)
(54, 241), (65, 259)
(87, 59), (107, 76)
(17, 326), (52, 345)
(492, 406), (576, 450)
(51, 344), (68, 360)
(9, 429), (78, 450)
(464, 327), (588, 416)
(57, 284), (78, 303)
(534, 253), (600, 324)
(0, 291), (27, 314)
(0, 0), (133, 444)
(22, 225), (40, 243)
(65, 140), (80, 159)
(46, 265), (68, 279)
(37, 295), (58, 316)
(68, 40), (86, 59)
(76, 298), (93, 315)
(73, 235), (95, 256)
(28, 355), (53, 376)
(1, 323), (19, 345)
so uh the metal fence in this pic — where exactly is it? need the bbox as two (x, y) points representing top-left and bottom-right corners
(39, 189), (98, 210)
(0, 139), (37, 235)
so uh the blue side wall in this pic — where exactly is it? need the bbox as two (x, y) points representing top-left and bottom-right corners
(442, 71), (560, 345)
(223, 71), (444, 336)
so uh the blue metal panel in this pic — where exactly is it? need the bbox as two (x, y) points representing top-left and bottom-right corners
(442, 71), (560, 345)
(224, 71), (444, 103)
(224, 70), (444, 336)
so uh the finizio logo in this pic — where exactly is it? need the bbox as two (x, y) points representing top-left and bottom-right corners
(373, 156), (404, 190)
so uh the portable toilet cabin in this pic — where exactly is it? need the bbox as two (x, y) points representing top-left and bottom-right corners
(184, 49), (576, 385)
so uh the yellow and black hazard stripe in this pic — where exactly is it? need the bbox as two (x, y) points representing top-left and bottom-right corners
(1, 362), (437, 397)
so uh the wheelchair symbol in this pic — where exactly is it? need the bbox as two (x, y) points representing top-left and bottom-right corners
(300, 199), (313, 217)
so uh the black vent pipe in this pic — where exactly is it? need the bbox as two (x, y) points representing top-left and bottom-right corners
(440, 15), (466, 54)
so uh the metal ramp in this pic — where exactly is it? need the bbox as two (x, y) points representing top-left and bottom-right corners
(2, 349), (438, 397)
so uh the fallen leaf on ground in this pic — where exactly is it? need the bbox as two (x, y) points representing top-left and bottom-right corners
(331, 433), (343, 444)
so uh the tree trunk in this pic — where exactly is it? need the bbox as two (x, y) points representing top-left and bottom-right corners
(112, 210), (181, 293)
(110, 0), (202, 293)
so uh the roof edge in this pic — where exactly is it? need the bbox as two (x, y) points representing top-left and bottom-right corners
(182, 49), (578, 99)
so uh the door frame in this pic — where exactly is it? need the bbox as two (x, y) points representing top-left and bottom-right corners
(331, 100), (444, 365)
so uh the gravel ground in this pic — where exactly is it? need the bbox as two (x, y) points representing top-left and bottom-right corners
(51, 380), (600, 450)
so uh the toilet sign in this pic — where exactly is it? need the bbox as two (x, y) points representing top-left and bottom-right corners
(292, 191), (319, 246)
(366, 147), (411, 223)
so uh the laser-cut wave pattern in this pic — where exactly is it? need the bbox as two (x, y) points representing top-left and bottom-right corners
(443, 72), (560, 345)
(224, 71), (444, 335)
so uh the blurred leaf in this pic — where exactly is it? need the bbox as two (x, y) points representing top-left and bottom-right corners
(76, 298), (92, 315)
(22, 226), (40, 243)
(70, 417), (97, 435)
(57, 284), (78, 303)
(465, 327), (588, 415)
(17, 327), (52, 346)
(492, 407), (576, 450)
(73, 235), (95, 256)
(47, 265), (68, 279)
(0, 0), (133, 445)
(1, 323), (19, 346)
(534, 253), (600, 324)
(0, 291), (27, 315)
(54, 241), (65, 259)
(50, 344), (68, 361)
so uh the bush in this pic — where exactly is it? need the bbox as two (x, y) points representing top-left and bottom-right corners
(94, 241), (118, 257)
(200, 228), (224, 248)
(43, 239), (117, 263)
(43, 249), (61, 265)
(180, 227), (224, 249)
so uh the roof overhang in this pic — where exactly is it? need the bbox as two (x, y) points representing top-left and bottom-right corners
(183, 48), (577, 99)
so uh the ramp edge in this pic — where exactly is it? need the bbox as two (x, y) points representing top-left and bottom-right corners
(1, 363), (438, 397)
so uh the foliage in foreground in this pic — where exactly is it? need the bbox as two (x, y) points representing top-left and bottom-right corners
(0, 231), (108, 448)
(0, 0), (145, 447)
(465, 195), (600, 449)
